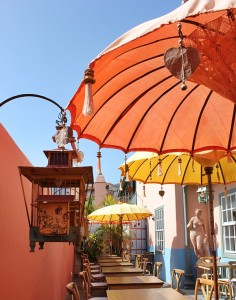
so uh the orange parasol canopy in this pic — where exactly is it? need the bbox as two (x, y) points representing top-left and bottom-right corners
(66, 0), (236, 155)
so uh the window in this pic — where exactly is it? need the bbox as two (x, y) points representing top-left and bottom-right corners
(221, 192), (236, 254)
(155, 207), (164, 253)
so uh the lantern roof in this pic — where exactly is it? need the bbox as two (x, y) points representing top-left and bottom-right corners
(18, 166), (94, 185)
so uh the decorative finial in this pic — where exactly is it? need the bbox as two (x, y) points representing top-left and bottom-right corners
(96, 149), (102, 175)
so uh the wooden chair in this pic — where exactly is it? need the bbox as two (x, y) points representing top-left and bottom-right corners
(82, 258), (100, 272)
(66, 282), (81, 300)
(171, 268), (185, 292)
(200, 256), (221, 279)
(194, 277), (232, 300)
(83, 263), (105, 282)
(123, 251), (132, 262)
(142, 252), (154, 274)
(153, 262), (163, 278)
(228, 261), (236, 297)
(217, 261), (236, 299)
(82, 254), (100, 268)
(140, 257), (149, 275)
(79, 271), (107, 300)
(134, 254), (142, 268)
(194, 278), (214, 300)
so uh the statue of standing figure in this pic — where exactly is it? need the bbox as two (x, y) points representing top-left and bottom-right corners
(187, 208), (210, 259)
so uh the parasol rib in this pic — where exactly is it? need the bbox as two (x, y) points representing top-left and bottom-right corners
(82, 66), (168, 135)
(159, 85), (199, 153)
(100, 74), (176, 149)
(93, 53), (165, 97)
(137, 159), (150, 183)
(126, 80), (180, 152)
(180, 156), (192, 185)
(217, 161), (226, 185)
(160, 155), (178, 184)
(227, 104), (236, 150)
(191, 90), (213, 152)
(89, 36), (179, 69)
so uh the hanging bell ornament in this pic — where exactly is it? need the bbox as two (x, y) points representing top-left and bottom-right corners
(164, 22), (200, 91)
(159, 186), (165, 198)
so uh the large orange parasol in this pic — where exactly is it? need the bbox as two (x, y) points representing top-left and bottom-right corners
(66, 1), (236, 298)
(67, 0), (236, 157)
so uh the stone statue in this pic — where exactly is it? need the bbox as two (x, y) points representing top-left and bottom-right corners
(187, 208), (209, 259)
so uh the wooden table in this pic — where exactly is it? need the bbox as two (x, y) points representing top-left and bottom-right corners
(106, 275), (164, 289)
(98, 259), (128, 263)
(107, 288), (191, 300)
(197, 261), (229, 278)
(100, 262), (133, 268)
(102, 266), (144, 277)
(98, 255), (120, 259)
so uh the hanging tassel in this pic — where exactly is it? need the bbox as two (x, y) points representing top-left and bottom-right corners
(149, 161), (152, 180)
(224, 186), (228, 198)
(143, 185), (146, 197)
(227, 151), (233, 163)
(125, 166), (130, 182)
(82, 68), (96, 116)
(124, 155), (130, 182)
(157, 158), (163, 176)
(216, 163), (220, 183)
(178, 22), (187, 91)
(191, 156), (195, 172)
(71, 140), (84, 163)
(119, 178), (123, 191)
(178, 157), (182, 176)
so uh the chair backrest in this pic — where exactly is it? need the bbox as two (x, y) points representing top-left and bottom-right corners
(194, 277), (214, 300)
(79, 271), (91, 300)
(228, 261), (236, 280)
(153, 262), (163, 278)
(83, 263), (92, 283)
(135, 255), (142, 268)
(140, 257), (148, 274)
(123, 251), (132, 262)
(200, 256), (221, 263)
(66, 282), (81, 300)
(171, 269), (185, 292)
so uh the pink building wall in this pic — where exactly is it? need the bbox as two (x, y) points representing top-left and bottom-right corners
(0, 124), (74, 300)
(136, 180), (235, 283)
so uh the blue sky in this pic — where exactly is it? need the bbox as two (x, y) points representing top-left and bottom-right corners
(0, 0), (182, 183)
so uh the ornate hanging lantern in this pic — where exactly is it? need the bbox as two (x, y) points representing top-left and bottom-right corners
(196, 186), (212, 204)
(19, 125), (93, 252)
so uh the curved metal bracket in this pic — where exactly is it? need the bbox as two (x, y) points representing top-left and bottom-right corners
(0, 93), (66, 126)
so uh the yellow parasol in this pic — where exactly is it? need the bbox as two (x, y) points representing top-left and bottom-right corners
(119, 151), (236, 186)
(87, 202), (153, 257)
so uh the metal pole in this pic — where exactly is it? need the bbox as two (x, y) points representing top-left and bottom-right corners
(205, 166), (218, 300)
(182, 185), (191, 273)
(120, 215), (124, 260)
